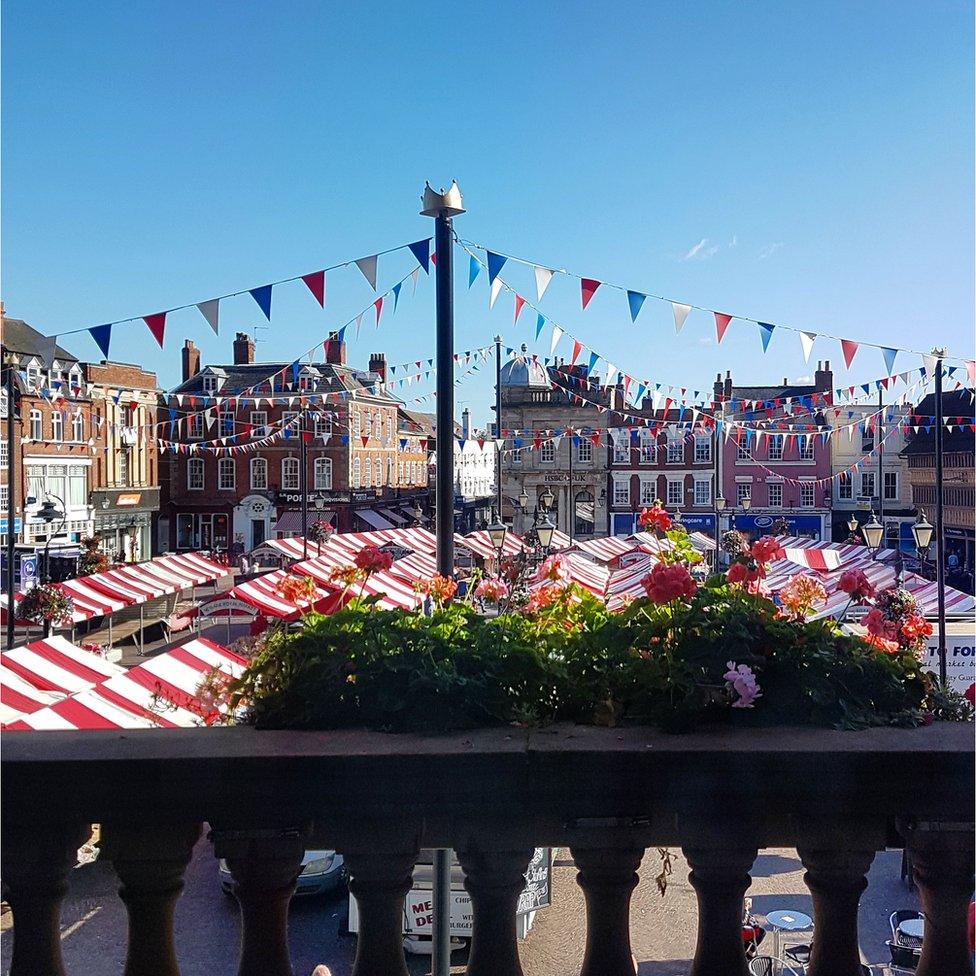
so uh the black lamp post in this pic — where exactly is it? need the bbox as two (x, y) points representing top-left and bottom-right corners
(535, 514), (555, 554)
(37, 495), (67, 584)
(487, 514), (507, 569)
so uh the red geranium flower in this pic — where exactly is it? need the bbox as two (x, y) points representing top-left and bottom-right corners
(750, 536), (785, 563)
(900, 614), (933, 642)
(637, 505), (672, 534)
(726, 561), (763, 585)
(641, 562), (697, 604)
(354, 545), (394, 573)
(838, 568), (876, 601)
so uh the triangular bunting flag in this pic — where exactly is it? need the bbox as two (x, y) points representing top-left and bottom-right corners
(514, 294), (526, 325)
(301, 271), (325, 307)
(249, 286), (273, 321)
(535, 314), (546, 340)
(714, 312), (732, 344)
(489, 277), (504, 309)
(581, 278), (601, 310)
(197, 299), (220, 334)
(534, 266), (554, 300)
(881, 347), (897, 376)
(408, 239), (431, 274)
(799, 331), (816, 363)
(487, 251), (507, 284)
(355, 255), (378, 290)
(758, 322), (775, 353)
(88, 324), (112, 359)
(672, 303), (691, 333)
(144, 313), (167, 348)
(550, 327), (563, 356)
(468, 255), (480, 288)
(624, 290), (646, 323)
(570, 340), (583, 366)
(392, 282), (402, 313)
(841, 339), (859, 369)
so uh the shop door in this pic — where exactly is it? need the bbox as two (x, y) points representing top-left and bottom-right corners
(251, 519), (266, 550)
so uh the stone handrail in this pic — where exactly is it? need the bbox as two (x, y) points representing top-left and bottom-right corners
(2, 722), (973, 976)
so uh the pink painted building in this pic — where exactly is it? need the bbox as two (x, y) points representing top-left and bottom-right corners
(717, 362), (834, 541)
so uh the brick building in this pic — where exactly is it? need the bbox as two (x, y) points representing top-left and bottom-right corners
(161, 333), (430, 553)
(85, 360), (161, 561)
(1, 315), (96, 586)
(717, 362), (834, 541)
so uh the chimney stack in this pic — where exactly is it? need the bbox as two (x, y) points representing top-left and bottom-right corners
(724, 370), (733, 400)
(324, 331), (346, 366)
(182, 339), (200, 382)
(369, 352), (387, 384)
(815, 359), (833, 393)
(461, 407), (470, 439)
(233, 332), (255, 365)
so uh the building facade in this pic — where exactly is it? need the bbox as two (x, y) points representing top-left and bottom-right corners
(454, 407), (497, 532)
(1, 315), (95, 585)
(718, 363), (834, 541)
(85, 361), (161, 561)
(162, 334), (430, 554)
(829, 400), (914, 548)
(902, 390), (976, 572)
(498, 346), (610, 540)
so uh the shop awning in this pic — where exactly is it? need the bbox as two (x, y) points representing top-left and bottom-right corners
(273, 510), (305, 534)
(459, 530), (529, 560)
(381, 508), (408, 525)
(573, 536), (639, 563)
(210, 569), (337, 621)
(355, 509), (395, 531)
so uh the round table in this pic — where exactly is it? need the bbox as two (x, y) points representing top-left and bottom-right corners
(765, 910), (813, 968)
(898, 917), (925, 944)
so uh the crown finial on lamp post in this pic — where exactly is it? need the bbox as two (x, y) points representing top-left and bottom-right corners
(420, 180), (465, 217)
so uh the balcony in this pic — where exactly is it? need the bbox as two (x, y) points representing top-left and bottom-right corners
(2, 722), (973, 976)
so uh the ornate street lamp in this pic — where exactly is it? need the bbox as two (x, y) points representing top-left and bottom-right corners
(535, 515), (555, 552)
(741, 495), (752, 512)
(911, 510), (934, 554)
(517, 489), (529, 509)
(846, 514), (859, 534)
(861, 511), (884, 552)
(539, 486), (555, 511)
(487, 516), (507, 557)
(715, 496), (727, 512)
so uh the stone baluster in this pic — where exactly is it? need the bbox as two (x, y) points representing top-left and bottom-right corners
(210, 828), (307, 976)
(796, 845), (876, 976)
(571, 845), (644, 976)
(2, 823), (90, 976)
(344, 848), (418, 976)
(899, 820), (975, 976)
(457, 846), (535, 976)
(102, 822), (201, 976)
(683, 844), (757, 976)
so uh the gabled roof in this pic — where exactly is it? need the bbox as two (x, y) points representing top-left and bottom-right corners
(1, 317), (79, 364)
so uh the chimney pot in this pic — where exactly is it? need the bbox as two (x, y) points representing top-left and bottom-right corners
(233, 332), (255, 365)
(181, 339), (200, 382)
(324, 331), (346, 366)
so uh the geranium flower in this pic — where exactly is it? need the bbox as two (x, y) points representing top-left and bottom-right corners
(641, 562), (697, 604)
(536, 554), (571, 584)
(779, 574), (827, 617)
(275, 574), (318, 605)
(965, 683), (976, 707)
(751, 536), (785, 563)
(838, 568), (876, 601)
(861, 633), (901, 655)
(638, 504), (672, 534)
(474, 577), (509, 603)
(328, 564), (363, 588)
(525, 584), (564, 613)
(864, 607), (899, 641)
(428, 574), (458, 604)
(726, 561), (763, 585)
(354, 545), (394, 573)
(900, 614), (933, 642)
(724, 661), (762, 708)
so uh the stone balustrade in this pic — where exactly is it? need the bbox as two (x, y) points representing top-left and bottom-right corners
(2, 722), (973, 976)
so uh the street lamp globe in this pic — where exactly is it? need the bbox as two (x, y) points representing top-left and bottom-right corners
(741, 496), (751, 512)
(37, 499), (63, 524)
(535, 516), (555, 551)
(846, 514), (859, 534)
(862, 512), (884, 551)
(715, 496), (727, 512)
(487, 518), (507, 555)
(539, 487), (555, 511)
(911, 510), (934, 553)
(517, 490), (529, 509)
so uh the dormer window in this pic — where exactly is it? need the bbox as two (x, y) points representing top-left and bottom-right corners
(26, 361), (41, 390)
(69, 367), (82, 390)
(202, 374), (220, 394)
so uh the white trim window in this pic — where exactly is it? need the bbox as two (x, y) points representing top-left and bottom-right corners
(282, 457), (300, 491)
(613, 434), (629, 464)
(883, 471), (898, 502)
(189, 413), (204, 438)
(666, 480), (683, 507)
(693, 479), (711, 506)
(314, 414), (332, 438)
(353, 412), (361, 439)
(314, 457), (332, 490)
(613, 478), (630, 506)
(375, 457), (383, 486)
(187, 457), (205, 491)
(29, 409), (42, 441)
(736, 439), (751, 461)
(860, 472), (876, 498)
(799, 435), (815, 461)
(202, 375), (220, 394)
(0, 441), (7, 467)
(250, 411), (268, 437)
(365, 413), (373, 438)
(51, 412), (63, 442)
(736, 482), (752, 505)
(364, 457), (372, 487)
(250, 458), (268, 491)
(26, 362), (42, 390)
(666, 434), (683, 464)
(693, 435), (711, 464)
(767, 483), (783, 508)
(352, 457), (361, 488)
(218, 458), (235, 491)
(220, 411), (235, 436)
(577, 438), (592, 463)
(540, 440), (556, 464)
(639, 431), (656, 464)
(639, 479), (655, 506)
(768, 435), (784, 461)
(800, 482), (816, 508)
(838, 471), (853, 500)
(72, 412), (85, 442)
(511, 448), (522, 464)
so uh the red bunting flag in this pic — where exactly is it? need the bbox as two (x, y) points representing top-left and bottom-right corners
(714, 312), (733, 344)
(581, 278), (602, 310)
(143, 313), (166, 348)
(374, 297), (384, 327)
(841, 339), (859, 369)
(301, 271), (325, 307)
(570, 340), (583, 366)
(361, 436), (369, 447)
(514, 294), (526, 325)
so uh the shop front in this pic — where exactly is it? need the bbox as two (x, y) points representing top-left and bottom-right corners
(729, 512), (828, 542)
(173, 508), (231, 555)
(91, 488), (159, 564)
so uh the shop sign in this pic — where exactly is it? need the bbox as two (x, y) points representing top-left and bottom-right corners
(276, 491), (350, 505)
(117, 493), (142, 507)
(199, 598), (258, 619)
(923, 632), (976, 695)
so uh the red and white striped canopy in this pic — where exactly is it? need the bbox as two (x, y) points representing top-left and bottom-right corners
(254, 527), (443, 561)
(782, 547), (844, 572)
(573, 536), (640, 564)
(6, 637), (247, 731)
(294, 560), (422, 611)
(530, 553), (610, 597)
(459, 530), (528, 560)
(213, 568), (337, 620)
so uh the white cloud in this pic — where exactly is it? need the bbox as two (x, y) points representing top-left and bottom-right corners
(681, 238), (720, 261)
(697, 336), (714, 346)
(758, 241), (785, 260)
(793, 374), (812, 384)
(729, 234), (738, 248)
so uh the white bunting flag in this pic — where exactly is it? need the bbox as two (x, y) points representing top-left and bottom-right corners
(534, 266), (554, 301)
(355, 255), (378, 290)
(489, 277), (504, 309)
(672, 303), (692, 334)
(922, 353), (938, 376)
(355, 313), (365, 338)
(799, 331), (816, 363)
(197, 299), (220, 335)
(550, 326), (563, 356)
(411, 267), (421, 295)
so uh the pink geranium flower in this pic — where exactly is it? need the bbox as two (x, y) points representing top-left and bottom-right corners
(838, 568), (875, 601)
(750, 536), (785, 563)
(641, 562), (697, 604)
(354, 545), (394, 573)
(724, 661), (762, 708)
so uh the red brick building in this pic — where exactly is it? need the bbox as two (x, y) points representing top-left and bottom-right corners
(160, 333), (431, 553)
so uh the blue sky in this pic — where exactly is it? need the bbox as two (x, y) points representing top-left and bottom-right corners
(3, 1), (973, 425)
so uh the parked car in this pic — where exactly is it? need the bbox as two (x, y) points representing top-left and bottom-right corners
(219, 850), (345, 897)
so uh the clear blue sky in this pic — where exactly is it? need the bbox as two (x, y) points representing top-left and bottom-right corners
(3, 1), (973, 426)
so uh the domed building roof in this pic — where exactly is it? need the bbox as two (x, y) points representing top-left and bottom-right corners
(499, 344), (550, 388)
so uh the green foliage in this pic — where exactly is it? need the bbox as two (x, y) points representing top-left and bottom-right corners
(232, 581), (941, 735)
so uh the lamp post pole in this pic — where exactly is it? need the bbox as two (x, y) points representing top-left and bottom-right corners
(933, 350), (947, 686)
(877, 387), (884, 533)
(494, 334), (502, 523)
(300, 406), (308, 561)
(422, 180), (464, 976)
(3, 345), (17, 650)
